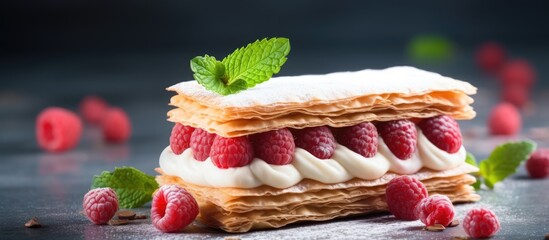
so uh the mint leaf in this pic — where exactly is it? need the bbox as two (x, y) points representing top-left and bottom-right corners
(222, 38), (290, 87)
(92, 167), (159, 208)
(478, 141), (536, 189)
(190, 55), (247, 95)
(465, 152), (478, 167)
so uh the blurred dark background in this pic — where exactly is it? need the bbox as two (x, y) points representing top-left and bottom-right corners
(1, 0), (549, 149)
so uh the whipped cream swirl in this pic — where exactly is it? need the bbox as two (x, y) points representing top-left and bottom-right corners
(159, 129), (466, 189)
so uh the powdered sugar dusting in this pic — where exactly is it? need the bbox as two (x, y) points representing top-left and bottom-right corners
(168, 66), (477, 108)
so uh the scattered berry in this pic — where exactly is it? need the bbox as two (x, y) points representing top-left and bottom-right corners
(80, 96), (108, 125)
(251, 128), (295, 165)
(333, 122), (378, 158)
(463, 208), (500, 238)
(210, 136), (254, 169)
(101, 108), (131, 143)
(190, 129), (217, 161)
(36, 107), (82, 152)
(151, 185), (198, 233)
(501, 85), (529, 108)
(418, 115), (462, 154)
(82, 188), (119, 225)
(500, 59), (536, 89)
(526, 148), (549, 179)
(488, 103), (521, 135)
(385, 176), (428, 220)
(475, 42), (506, 73)
(170, 123), (195, 155)
(293, 126), (336, 159)
(377, 120), (417, 160)
(415, 194), (455, 227)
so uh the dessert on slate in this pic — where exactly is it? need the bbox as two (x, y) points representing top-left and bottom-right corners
(155, 38), (479, 232)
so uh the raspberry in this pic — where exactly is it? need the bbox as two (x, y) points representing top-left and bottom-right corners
(418, 115), (462, 154)
(526, 148), (549, 179)
(385, 176), (428, 220)
(333, 122), (378, 158)
(36, 107), (82, 152)
(475, 42), (506, 73)
(293, 126), (336, 159)
(82, 188), (118, 225)
(101, 107), (131, 143)
(190, 129), (217, 161)
(210, 136), (254, 169)
(501, 85), (529, 108)
(500, 59), (536, 89)
(151, 185), (198, 233)
(488, 103), (521, 135)
(80, 96), (108, 125)
(251, 128), (295, 165)
(170, 123), (195, 155)
(377, 120), (417, 160)
(463, 208), (500, 238)
(414, 194), (455, 227)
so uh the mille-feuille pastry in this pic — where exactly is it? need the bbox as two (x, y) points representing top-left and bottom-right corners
(156, 66), (479, 233)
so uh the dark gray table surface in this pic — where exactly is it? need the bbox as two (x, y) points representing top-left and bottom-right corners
(1, 52), (549, 239)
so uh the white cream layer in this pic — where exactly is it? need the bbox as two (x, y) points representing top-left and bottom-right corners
(159, 129), (466, 189)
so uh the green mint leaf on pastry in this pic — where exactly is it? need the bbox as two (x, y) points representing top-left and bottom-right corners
(190, 37), (290, 95)
(465, 152), (482, 190)
(91, 167), (159, 208)
(478, 141), (536, 189)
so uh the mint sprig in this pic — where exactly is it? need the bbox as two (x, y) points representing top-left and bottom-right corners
(190, 37), (290, 96)
(466, 141), (536, 190)
(91, 167), (159, 208)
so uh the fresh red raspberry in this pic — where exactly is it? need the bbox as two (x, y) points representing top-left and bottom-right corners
(189, 129), (217, 161)
(463, 208), (500, 238)
(80, 96), (108, 125)
(333, 122), (378, 158)
(414, 194), (455, 227)
(418, 115), (462, 154)
(475, 42), (506, 73)
(210, 136), (254, 169)
(526, 148), (549, 179)
(385, 176), (428, 220)
(82, 188), (118, 225)
(151, 185), (198, 233)
(377, 120), (417, 160)
(100, 107), (131, 143)
(488, 103), (521, 135)
(36, 107), (83, 152)
(170, 123), (195, 155)
(293, 126), (336, 159)
(251, 128), (295, 165)
(501, 85), (529, 108)
(500, 59), (536, 89)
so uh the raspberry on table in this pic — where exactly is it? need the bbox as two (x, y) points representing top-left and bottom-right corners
(293, 126), (336, 159)
(189, 129), (217, 161)
(501, 85), (529, 108)
(488, 102), (521, 135)
(80, 96), (109, 125)
(377, 120), (417, 160)
(475, 42), (506, 73)
(36, 107), (83, 152)
(385, 175), (428, 220)
(210, 136), (254, 169)
(251, 128), (295, 165)
(82, 188), (119, 225)
(526, 148), (549, 179)
(418, 115), (462, 154)
(500, 59), (536, 89)
(333, 122), (378, 158)
(170, 123), (195, 155)
(463, 208), (500, 238)
(414, 194), (455, 227)
(101, 107), (131, 143)
(151, 185), (198, 233)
